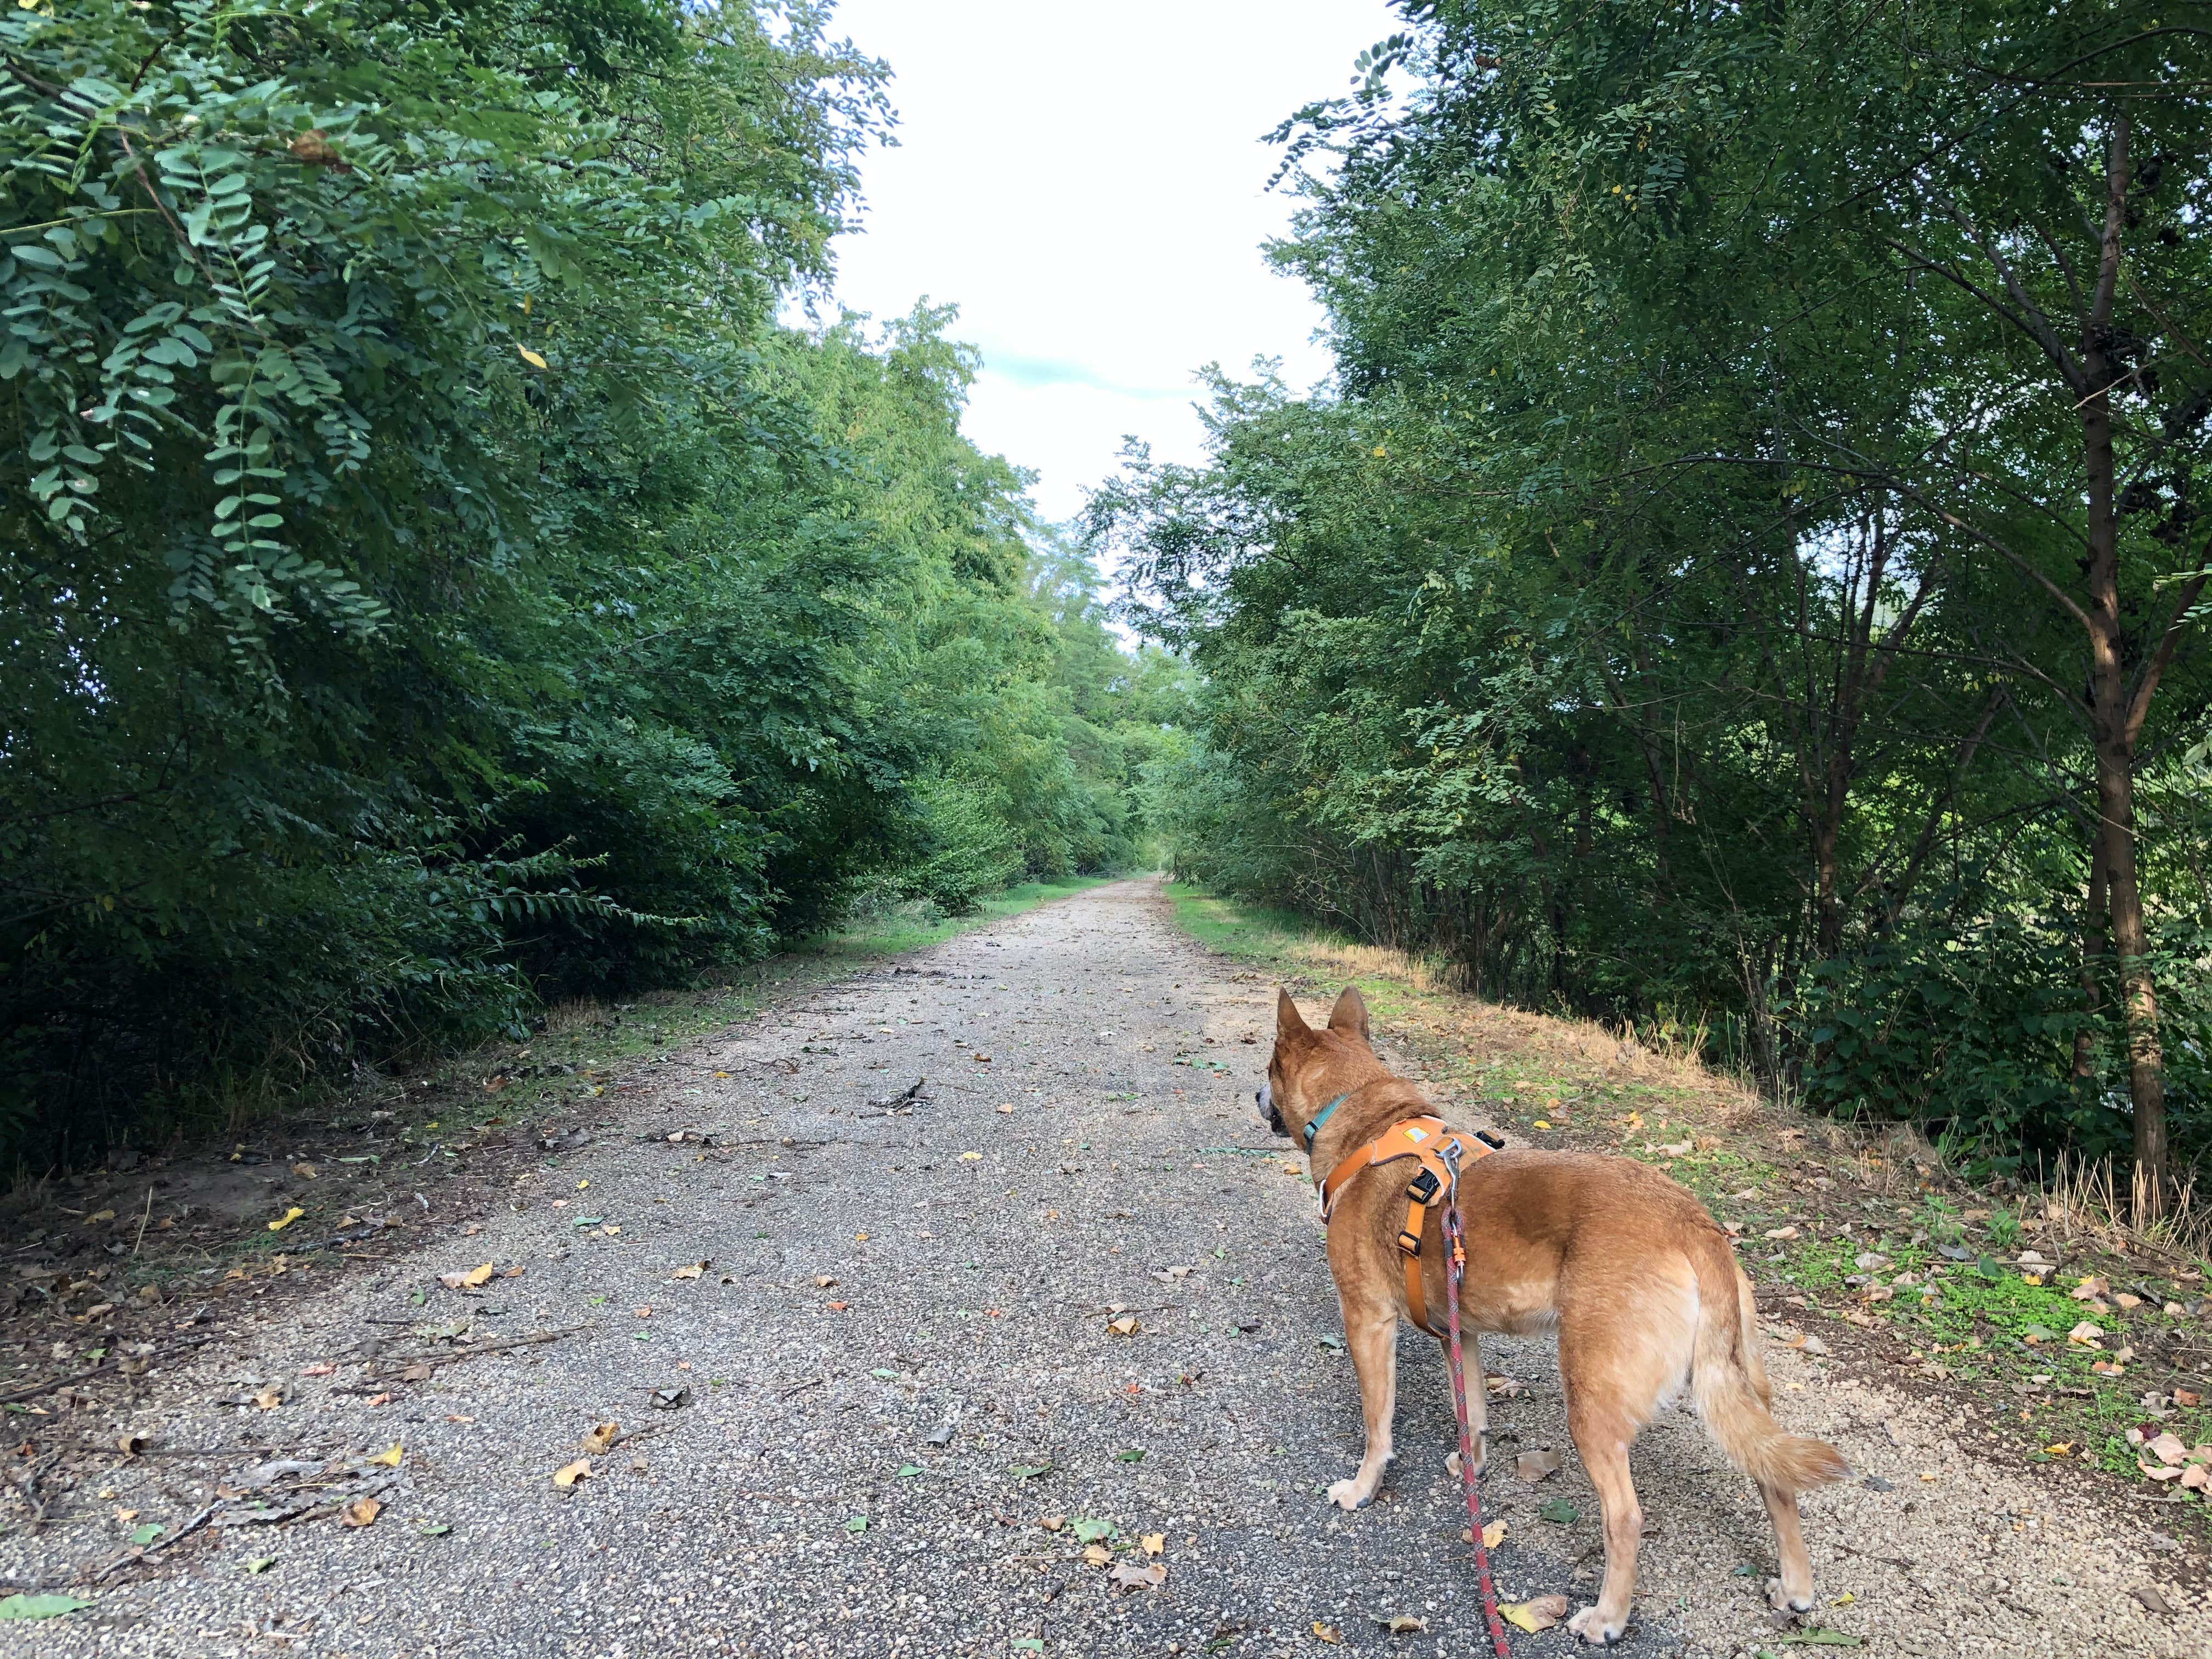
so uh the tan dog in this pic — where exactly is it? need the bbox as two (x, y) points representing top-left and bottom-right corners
(1263, 986), (1847, 1645)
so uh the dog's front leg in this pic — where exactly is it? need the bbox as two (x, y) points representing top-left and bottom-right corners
(1443, 1329), (1487, 1480)
(1327, 1297), (1397, 1511)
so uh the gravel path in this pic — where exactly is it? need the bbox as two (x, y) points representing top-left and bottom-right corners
(8, 880), (2203, 1657)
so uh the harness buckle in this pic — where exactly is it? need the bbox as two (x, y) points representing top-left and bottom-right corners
(1406, 1165), (1441, 1205)
(1397, 1227), (1423, 1256)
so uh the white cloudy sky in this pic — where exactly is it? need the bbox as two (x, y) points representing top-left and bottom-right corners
(811, 1), (1402, 526)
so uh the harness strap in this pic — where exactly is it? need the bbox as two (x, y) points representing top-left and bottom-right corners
(1316, 1116), (1497, 1335)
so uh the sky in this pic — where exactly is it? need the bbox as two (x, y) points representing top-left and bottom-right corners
(811, 1), (1403, 526)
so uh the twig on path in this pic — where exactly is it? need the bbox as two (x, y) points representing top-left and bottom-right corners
(367, 1323), (589, 1373)
(779, 1375), (827, 1399)
(1832, 1540), (1917, 1571)
(0, 1336), (214, 1406)
(130, 1186), (153, 1258)
(93, 1499), (218, 1582)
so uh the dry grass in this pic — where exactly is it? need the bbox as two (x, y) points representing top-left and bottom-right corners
(541, 997), (606, 1037)
(2041, 1149), (2212, 1264)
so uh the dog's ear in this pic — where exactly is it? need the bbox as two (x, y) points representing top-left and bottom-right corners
(1276, 988), (1308, 1040)
(1328, 985), (1370, 1041)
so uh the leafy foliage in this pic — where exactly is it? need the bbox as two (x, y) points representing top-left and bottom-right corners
(1093, 2), (2212, 1185)
(0, 0), (1173, 1170)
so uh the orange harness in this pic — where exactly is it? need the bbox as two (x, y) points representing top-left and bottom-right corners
(1317, 1115), (1498, 1336)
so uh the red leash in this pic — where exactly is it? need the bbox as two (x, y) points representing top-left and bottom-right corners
(1441, 1149), (1514, 1658)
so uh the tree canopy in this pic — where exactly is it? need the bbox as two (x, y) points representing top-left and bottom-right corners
(1091, 1), (2212, 1210)
(1, 0), (1182, 1169)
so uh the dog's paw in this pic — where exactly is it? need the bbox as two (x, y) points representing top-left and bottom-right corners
(1325, 1477), (1373, 1512)
(1765, 1578), (1815, 1613)
(1566, 1606), (1626, 1646)
(1443, 1449), (1487, 1481)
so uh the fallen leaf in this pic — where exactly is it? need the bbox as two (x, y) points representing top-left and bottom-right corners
(1538, 1498), (1578, 1524)
(244, 1557), (275, 1574)
(518, 345), (548, 369)
(267, 1207), (304, 1233)
(552, 1459), (592, 1488)
(1083, 1542), (1114, 1566)
(128, 1523), (163, 1545)
(339, 1497), (381, 1527)
(1481, 1519), (1508, 1549)
(1378, 1612), (1427, 1633)
(299, 1363), (335, 1379)
(418, 1523), (452, 1537)
(2067, 1321), (2105, 1346)
(2179, 1389), (2203, 1408)
(1108, 1562), (1166, 1591)
(1485, 1374), (1526, 1397)
(1516, 1448), (1563, 1482)
(672, 1264), (704, 1280)
(116, 1432), (148, 1456)
(1141, 1533), (1165, 1557)
(252, 1385), (283, 1410)
(369, 1441), (403, 1468)
(827, 1300), (850, 1313)
(1107, 1315), (1139, 1337)
(814, 1274), (838, 1288)
(1073, 1519), (1114, 1543)
(2181, 1465), (2209, 1492)
(844, 1515), (867, 1533)
(1039, 1516), (1066, 1532)
(1313, 1622), (1344, 1644)
(2148, 1431), (2190, 1465)
(1501, 1594), (1569, 1634)
(2071, 1277), (2111, 1301)
(581, 1423), (619, 1455)
(365, 1392), (393, 1407)
(1763, 1226), (1799, 1241)
(0, 1593), (94, 1619)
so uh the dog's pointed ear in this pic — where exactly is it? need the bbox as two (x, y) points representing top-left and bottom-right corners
(1276, 988), (1308, 1040)
(1328, 985), (1370, 1041)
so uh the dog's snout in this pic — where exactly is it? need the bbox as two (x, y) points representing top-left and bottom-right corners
(1257, 1079), (1287, 1138)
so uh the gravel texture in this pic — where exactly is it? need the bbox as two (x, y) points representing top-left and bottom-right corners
(4, 879), (2204, 1657)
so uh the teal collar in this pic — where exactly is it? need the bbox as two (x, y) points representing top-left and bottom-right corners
(1303, 1092), (1351, 1150)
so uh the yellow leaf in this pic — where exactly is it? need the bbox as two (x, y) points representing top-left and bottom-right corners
(518, 345), (548, 369)
(461, 1262), (495, 1289)
(2044, 1442), (2073, 1456)
(1140, 1533), (1164, 1557)
(1533, 1120), (1551, 1130)
(267, 1207), (304, 1232)
(1502, 1595), (1568, 1633)
(672, 1263), (704, 1279)
(1481, 1518), (1507, 1549)
(960, 1151), (983, 1161)
(552, 1459), (592, 1488)
(1082, 1543), (1113, 1566)
(341, 1496), (381, 1527)
(582, 1422), (619, 1454)
(370, 1442), (403, 1467)
(1314, 1621), (1344, 1643)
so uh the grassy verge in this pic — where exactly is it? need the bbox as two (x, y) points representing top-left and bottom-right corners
(1160, 881), (2212, 1528)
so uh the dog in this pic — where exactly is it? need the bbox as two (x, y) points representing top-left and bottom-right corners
(1261, 985), (1847, 1645)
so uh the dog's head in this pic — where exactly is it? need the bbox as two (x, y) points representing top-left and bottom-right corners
(1256, 985), (1374, 1146)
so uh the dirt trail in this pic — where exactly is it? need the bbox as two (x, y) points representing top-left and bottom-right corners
(2, 879), (2201, 1657)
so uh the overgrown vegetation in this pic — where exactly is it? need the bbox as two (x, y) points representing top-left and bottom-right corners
(0, 0), (1186, 1171)
(1092, 3), (2212, 1211)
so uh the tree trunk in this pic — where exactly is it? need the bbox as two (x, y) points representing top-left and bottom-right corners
(2072, 821), (2107, 1082)
(2080, 110), (2166, 1216)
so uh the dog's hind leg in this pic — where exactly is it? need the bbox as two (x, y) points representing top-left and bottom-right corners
(1563, 1398), (1644, 1646)
(1758, 1480), (1815, 1611)
(1327, 1295), (1397, 1511)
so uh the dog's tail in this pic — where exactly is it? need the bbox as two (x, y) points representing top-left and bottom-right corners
(1689, 1229), (1850, 1493)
